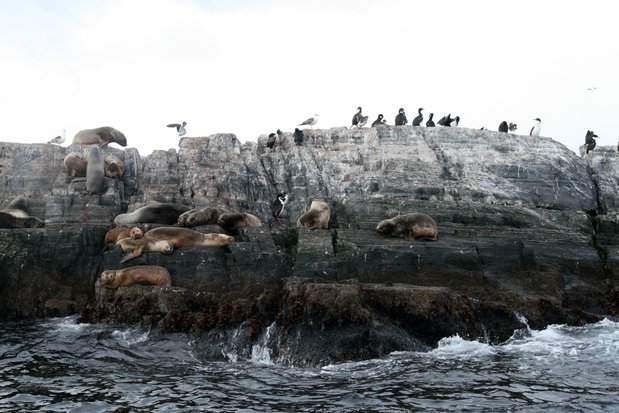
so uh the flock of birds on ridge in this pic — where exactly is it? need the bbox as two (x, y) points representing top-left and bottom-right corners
(45, 107), (603, 154)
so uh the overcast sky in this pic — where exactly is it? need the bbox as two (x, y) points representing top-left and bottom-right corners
(1, 0), (617, 155)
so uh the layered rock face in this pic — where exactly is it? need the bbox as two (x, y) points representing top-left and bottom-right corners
(1, 127), (617, 366)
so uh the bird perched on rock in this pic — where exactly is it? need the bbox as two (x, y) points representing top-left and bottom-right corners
(266, 133), (277, 149)
(509, 123), (517, 132)
(167, 121), (187, 136)
(371, 114), (386, 127)
(585, 130), (598, 154)
(395, 108), (407, 125)
(426, 113), (435, 127)
(529, 118), (541, 137)
(294, 128), (304, 145)
(47, 129), (66, 145)
(412, 108), (424, 126)
(299, 114), (319, 129)
(437, 114), (453, 126)
(271, 192), (290, 221)
(276, 129), (284, 144)
(358, 113), (368, 127)
(449, 116), (460, 127)
(350, 107), (363, 128)
(498, 121), (508, 133)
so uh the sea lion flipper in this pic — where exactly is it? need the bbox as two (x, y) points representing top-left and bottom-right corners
(120, 248), (141, 263)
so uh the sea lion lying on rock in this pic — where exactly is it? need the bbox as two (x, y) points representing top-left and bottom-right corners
(104, 226), (143, 246)
(178, 207), (227, 227)
(375, 213), (438, 241)
(297, 199), (330, 229)
(63, 152), (88, 177)
(116, 226), (235, 262)
(0, 195), (45, 228)
(217, 212), (262, 231)
(113, 202), (191, 226)
(72, 126), (127, 147)
(100, 265), (171, 288)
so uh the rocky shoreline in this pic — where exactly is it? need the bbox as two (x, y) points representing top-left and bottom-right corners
(1, 126), (618, 366)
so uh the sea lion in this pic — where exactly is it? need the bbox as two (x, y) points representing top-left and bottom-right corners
(0, 195), (45, 228)
(217, 212), (262, 231)
(113, 202), (191, 226)
(375, 213), (438, 241)
(177, 207), (227, 227)
(63, 152), (88, 177)
(104, 226), (143, 246)
(296, 199), (330, 229)
(104, 155), (126, 178)
(86, 145), (105, 194)
(116, 227), (235, 262)
(72, 126), (127, 147)
(100, 265), (171, 288)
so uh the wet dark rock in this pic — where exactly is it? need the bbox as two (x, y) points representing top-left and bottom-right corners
(1, 130), (618, 366)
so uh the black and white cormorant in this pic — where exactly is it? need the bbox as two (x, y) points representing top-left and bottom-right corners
(271, 192), (290, 221)
(167, 121), (187, 136)
(425, 113), (435, 127)
(412, 108), (424, 126)
(529, 118), (541, 137)
(395, 108), (407, 126)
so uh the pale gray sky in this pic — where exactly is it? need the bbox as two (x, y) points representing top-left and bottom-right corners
(1, 0), (617, 155)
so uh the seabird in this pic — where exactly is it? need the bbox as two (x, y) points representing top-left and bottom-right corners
(350, 107), (363, 128)
(271, 192), (290, 221)
(395, 108), (407, 126)
(47, 129), (66, 145)
(449, 116), (460, 127)
(299, 114), (319, 129)
(498, 121), (508, 133)
(508, 123), (518, 132)
(167, 121), (187, 136)
(358, 114), (369, 127)
(276, 129), (284, 145)
(437, 115), (447, 126)
(585, 130), (598, 154)
(529, 118), (541, 137)
(293, 128), (304, 145)
(426, 113), (435, 127)
(412, 108), (424, 126)
(586, 87), (597, 92)
(266, 133), (277, 149)
(371, 114), (386, 127)
(438, 114), (454, 127)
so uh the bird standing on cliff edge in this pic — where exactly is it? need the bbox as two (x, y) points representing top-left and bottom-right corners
(299, 114), (319, 129)
(395, 108), (407, 125)
(351, 107), (363, 128)
(426, 113), (435, 127)
(371, 114), (386, 127)
(412, 108), (424, 126)
(529, 118), (541, 137)
(167, 121), (187, 136)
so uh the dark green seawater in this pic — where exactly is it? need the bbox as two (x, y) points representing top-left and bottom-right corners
(1, 316), (618, 412)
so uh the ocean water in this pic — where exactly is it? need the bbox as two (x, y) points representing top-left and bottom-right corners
(1, 316), (618, 412)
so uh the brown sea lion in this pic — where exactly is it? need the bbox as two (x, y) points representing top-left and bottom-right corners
(104, 155), (126, 178)
(178, 207), (227, 227)
(63, 152), (88, 177)
(86, 145), (105, 194)
(100, 265), (171, 288)
(0, 195), (45, 228)
(217, 212), (262, 231)
(296, 199), (330, 229)
(104, 226), (143, 246)
(375, 213), (438, 241)
(113, 202), (191, 226)
(116, 227), (235, 262)
(72, 126), (127, 147)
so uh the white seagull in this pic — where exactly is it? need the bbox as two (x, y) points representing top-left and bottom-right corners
(47, 129), (66, 145)
(299, 114), (319, 129)
(167, 121), (187, 136)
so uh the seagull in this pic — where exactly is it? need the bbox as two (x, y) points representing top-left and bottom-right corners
(529, 118), (541, 137)
(395, 108), (407, 125)
(371, 114), (386, 127)
(586, 87), (597, 92)
(350, 107), (363, 128)
(426, 113), (435, 127)
(47, 129), (66, 145)
(299, 114), (319, 129)
(167, 121), (187, 136)
(412, 108), (424, 126)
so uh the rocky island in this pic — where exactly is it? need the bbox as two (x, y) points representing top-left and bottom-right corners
(1, 126), (617, 366)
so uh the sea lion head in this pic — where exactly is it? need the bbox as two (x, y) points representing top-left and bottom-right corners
(376, 219), (395, 234)
(129, 227), (143, 239)
(112, 129), (127, 147)
(100, 270), (116, 285)
(152, 240), (173, 254)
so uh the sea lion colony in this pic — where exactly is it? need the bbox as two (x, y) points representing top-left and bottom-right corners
(3, 125), (442, 289)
